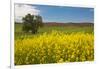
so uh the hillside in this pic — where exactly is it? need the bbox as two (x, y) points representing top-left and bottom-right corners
(43, 22), (94, 27)
(15, 22), (94, 27)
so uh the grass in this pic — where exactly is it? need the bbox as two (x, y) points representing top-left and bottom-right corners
(15, 23), (94, 40)
(15, 23), (94, 36)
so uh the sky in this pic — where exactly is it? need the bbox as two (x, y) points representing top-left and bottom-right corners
(15, 4), (94, 23)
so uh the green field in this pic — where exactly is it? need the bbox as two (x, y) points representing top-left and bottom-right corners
(15, 23), (94, 38)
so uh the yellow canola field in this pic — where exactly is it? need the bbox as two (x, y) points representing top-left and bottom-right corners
(15, 31), (94, 65)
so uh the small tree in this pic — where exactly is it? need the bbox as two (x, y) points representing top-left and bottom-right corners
(22, 14), (43, 34)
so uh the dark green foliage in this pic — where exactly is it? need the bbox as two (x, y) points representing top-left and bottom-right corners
(22, 14), (43, 34)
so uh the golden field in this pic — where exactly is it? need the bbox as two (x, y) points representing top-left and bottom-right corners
(15, 31), (94, 65)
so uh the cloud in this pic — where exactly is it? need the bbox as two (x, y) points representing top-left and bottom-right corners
(14, 4), (40, 22)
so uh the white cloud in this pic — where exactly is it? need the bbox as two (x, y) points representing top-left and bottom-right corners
(14, 4), (40, 22)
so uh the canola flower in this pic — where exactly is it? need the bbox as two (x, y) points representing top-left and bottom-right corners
(15, 31), (94, 65)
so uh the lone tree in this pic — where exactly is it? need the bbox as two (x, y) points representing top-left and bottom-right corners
(22, 14), (43, 34)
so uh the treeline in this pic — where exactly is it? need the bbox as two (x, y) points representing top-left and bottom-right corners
(15, 22), (94, 27)
(43, 22), (94, 27)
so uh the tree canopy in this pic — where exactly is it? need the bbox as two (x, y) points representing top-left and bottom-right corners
(22, 14), (43, 34)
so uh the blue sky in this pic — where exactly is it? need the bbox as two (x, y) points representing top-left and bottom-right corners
(15, 4), (94, 23)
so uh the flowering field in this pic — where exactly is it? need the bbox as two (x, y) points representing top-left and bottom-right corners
(15, 31), (94, 65)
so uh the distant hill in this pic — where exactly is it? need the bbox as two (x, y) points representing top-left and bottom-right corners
(15, 22), (94, 27)
(43, 22), (94, 27)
